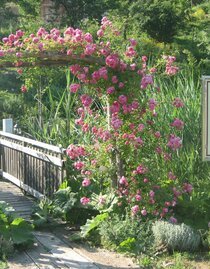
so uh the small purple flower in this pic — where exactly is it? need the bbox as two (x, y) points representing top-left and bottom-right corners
(169, 216), (177, 224)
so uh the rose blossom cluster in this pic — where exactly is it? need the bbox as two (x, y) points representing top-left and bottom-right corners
(66, 144), (86, 159)
(163, 56), (179, 76)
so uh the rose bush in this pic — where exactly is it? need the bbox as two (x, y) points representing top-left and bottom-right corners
(0, 16), (191, 222)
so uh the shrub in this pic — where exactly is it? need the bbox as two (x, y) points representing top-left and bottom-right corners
(98, 213), (153, 254)
(152, 221), (201, 252)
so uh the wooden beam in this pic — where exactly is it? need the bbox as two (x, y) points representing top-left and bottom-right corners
(0, 52), (105, 68)
(0, 139), (64, 167)
(1, 172), (45, 200)
(0, 131), (64, 153)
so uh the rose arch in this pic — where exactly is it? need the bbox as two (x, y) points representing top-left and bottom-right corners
(0, 17), (191, 220)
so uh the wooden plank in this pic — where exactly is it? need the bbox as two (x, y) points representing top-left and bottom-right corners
(0, 53), (105, 69)
(0, 180), (34, 220)
(12, 207), (33, 212)
(0, 131), (64, 153)
(25, 240), (65, 269)
(2, 172), (45, 200)
(8, 251), (39, 269)
(0, 197), (34, 202)
(34, 232), (99, 269)
(0, 140), (63, 167)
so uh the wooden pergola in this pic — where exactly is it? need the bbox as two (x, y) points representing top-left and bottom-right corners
(0, 52), (105, 69)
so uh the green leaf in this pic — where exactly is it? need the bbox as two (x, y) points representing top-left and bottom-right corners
(53, 187), (78, 214)
(80, 213), (108, 238)
(59, 180), (69, 190)
(32, 212), (48, 228)
(10, 218), (34, 245)
(118, 237), (136, 253)
(0, 212), (8, 224)
(0, 201), (15, 214)
(0, 225), (10, 240)
(69, 232), (83, 242)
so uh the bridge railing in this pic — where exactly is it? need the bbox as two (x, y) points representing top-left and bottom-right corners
(0, 131), (65, 199)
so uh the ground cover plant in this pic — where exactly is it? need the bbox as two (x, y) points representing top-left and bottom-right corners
(0, 15), (209, 267)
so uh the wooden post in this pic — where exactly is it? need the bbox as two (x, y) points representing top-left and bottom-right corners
(107, 99), (119, 188)
(3, 119), (13, 133)
(0, 134), (2, 178)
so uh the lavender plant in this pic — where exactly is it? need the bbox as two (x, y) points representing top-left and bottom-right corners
(152, 220), (201, 252)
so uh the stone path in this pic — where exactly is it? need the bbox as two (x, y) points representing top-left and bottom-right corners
(0, 179), (99, 269)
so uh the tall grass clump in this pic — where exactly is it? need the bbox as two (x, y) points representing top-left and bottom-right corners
(155, 65), (210, 228)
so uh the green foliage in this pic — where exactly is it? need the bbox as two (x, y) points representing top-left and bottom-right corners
(17, 0), (40, 17)
(97, 213), (153, 255)
(80, 212), (108, 238)
(128, 0), (187, 43)
(0, 236), (14, 261)
(0, 71), (21, 92)
(174, 3), (210, 72)
(152, 221), (201, 252)
(52, 0), (120, 27)
(0, 201), (34, 259)
(52, 187), (78, 218)
(199, 229), (210, 250)
(50, 186), (99, 225)
(0, 90), (23, 129)
(0, 0), (40, 37)
(0, 2), (19, 35)
(138, 254), (153, 269)
(31, 198), (51, 228)
(90, 192), (119, 213)
(118, 237), (136, 254)
(155, 66), (210, 230)
(0, 3), (210, 259)
(18, 68), (87, 146)
(0, 261), (8, 269)
(8, 218), (34, 245)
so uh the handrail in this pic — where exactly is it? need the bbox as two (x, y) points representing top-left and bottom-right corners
(0, 131), (64, 153)
(0, 131), (66, 198)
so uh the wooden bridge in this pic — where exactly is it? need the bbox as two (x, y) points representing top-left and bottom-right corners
(0, 131), (65, 199)
(0, 179), (34, 220)
(0, 132), (102, 269)
(0, 131), (139, 269)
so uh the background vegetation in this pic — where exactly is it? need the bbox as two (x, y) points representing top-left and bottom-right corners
(0, 0), (210, 267)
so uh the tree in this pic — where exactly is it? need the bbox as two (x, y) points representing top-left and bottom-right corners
(128, 0), (187, 43)
(52, 0), (120, 27)
(0, 0), (40, 36)
(0, 2), (19, 35)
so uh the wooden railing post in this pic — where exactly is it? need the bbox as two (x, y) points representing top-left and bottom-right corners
(23, 141), (27, 185)
(0, 135), (2, 178)
(3, 119), (13, 133)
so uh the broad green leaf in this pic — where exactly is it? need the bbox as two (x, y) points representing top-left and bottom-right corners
(80, 213), (108, 238)
(10, 218), (34, 245)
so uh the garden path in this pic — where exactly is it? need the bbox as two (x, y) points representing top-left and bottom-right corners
(0, 179), (34, 220)
(0, 179), (139, 269)
(0, 179), (98, 268)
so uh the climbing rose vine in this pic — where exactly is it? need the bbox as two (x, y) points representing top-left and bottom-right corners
(0, 17), (191, 222)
